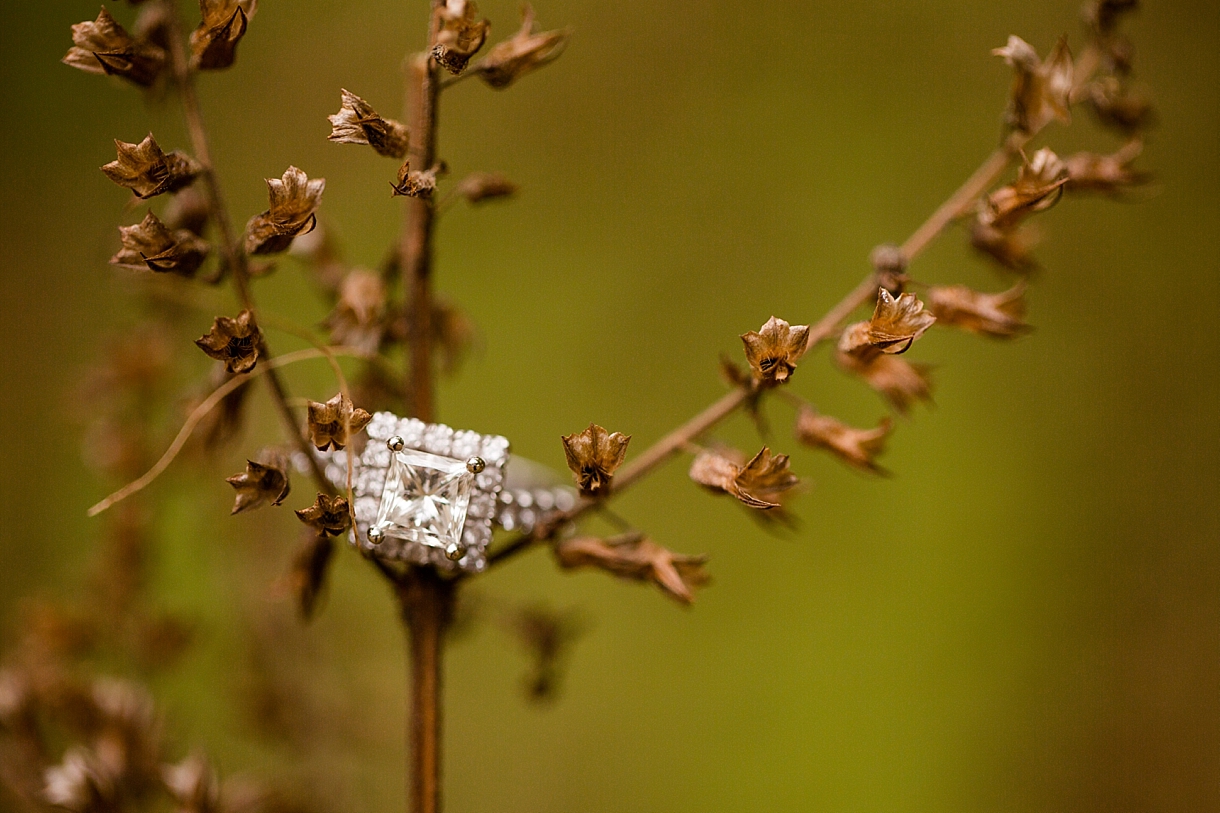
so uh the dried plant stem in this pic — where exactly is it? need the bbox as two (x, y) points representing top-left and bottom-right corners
(397, 6), (451, 813)
(160, 0), (330, 491)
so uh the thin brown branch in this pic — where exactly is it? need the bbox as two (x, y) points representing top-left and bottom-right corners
(160, 0), (331, 491)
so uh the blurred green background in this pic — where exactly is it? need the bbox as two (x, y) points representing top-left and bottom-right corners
(2, 1), (1218, 811)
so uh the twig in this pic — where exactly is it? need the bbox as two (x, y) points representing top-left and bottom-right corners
(160, 0), (331, 492)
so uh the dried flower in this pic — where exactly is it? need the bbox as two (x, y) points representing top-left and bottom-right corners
(111, 211), (210, 276)
(432, 0), (489, 74)
(190, 0), (258, 71)
(195, 310), (261, 375)
(835, 351), (934, 414)
(1085, 77), (1156, 135)
(740, 316), (810, 387)
(225, 455), (290, 515)
(561, 423), (631, 496)
(452, 171), (518, 204)
(322, 270), (387, 355)
(63, 7), (166, 87)
(980, 148), (1069, 231)
(287, 530), (336, 619)
(689, 446), (800, 509)
(1065, 140), (1150, 195)
(554, 533), (710, 605)
(327, 89), (410, 159)
(163, 753), (221, 813)
(926, 282), (1031, 338)
(294, 493), (350, 537)
(391, 161), (439, 199)
(306, 393), (372, 451)
(101, 134), (200, 199)
(475, 4), (571, 89)
(244, 167), (325, 255)
(992, 35), (1073, 133)
(864, 289), (936, 354)
(795, 407), (893, 474)
(43, 747), (115, 813)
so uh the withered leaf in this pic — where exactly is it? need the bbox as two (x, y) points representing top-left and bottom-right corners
(306, 393), (372, 452)
(195, 310), (261, 375)
(432, 0), (490, 75)
(741, 316), (810, 387)
(689, 446), (799, 509)
(865, 289), (936, 354)
(926, 283), (1031, 338)
(553, 533), (710, 605)
(993, 35), (1073, 133)
(391, 161), (439, 199)
(475, 3), (571, 89)
(327, 89), (410, 159)
(101, 134), (200, 199)
(795, 407), (892, 474)
(190, 0), (258, 71)
(835, 350), (934, 414)
(111, 211), (210, 277)
(322, 269), (387, 355)
(561, 423), (631, 497)
(63, 7), (166, 87)
(225, 455), (290, 514)
(294, 493), (350, 537)
(244, 166), (325, 255)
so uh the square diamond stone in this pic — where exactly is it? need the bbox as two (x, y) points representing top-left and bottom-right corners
(374, 448), (474, 552)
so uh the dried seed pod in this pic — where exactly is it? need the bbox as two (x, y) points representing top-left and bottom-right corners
(554, 533), (710, 605)
(475, 3), (571, 89)
(980, 148), (1069, 231)
(294, 493), (351, 537)
(795, 407), (893, 474)
(926, 283), (1031, 338)
(740, 316), (811, 387)
(452, 171), (518, 204)
(63, 7), (166, 87)
(1065, 140), (1150, 195)
(306, 393), (372, 452)
(195, 310), (261, 374)
(102, 134), (200, 199)
(191, 0), (258, 70)
(225, 453), (291, 514)
(864, 289), (936, 355)
(390, 161), (439, 199)
(1085, 77), (1156, 135)
(288, 531), (336, 620)
(111, 212), (210, 277)
(835, 350), (934, 414)
(561, 424), (631, 496)
(327, 89), (411, 159)
(992, 35), (1073, 133)
(690, 447), (800, 509)
(244, 166), (325, 255)
(322, 269), (388, 355)
(432, 0), (489, 74)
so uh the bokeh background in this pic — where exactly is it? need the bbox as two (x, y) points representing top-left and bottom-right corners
(3, 1), (1218, 811)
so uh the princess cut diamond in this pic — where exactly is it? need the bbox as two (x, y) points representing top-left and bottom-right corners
(373, 447), (474, 552)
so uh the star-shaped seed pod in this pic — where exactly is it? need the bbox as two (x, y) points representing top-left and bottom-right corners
(561, 423), (631, 496)
(794, 407), (893, 475)
(993, 35), (1073, 133)
(475, 3), (571, 89)
(306, 393), (372, 452)
(926, 283), (1032, 339)
(740, 316), (811, 387)
(980, 148), (1069, 231)
(244, 166), (325, 255)
(327, 89), (411, 159)
(864, 289), (937, 355)
(190, 0), (258, 71)
(689, 447), (800, 509)
(294, 493), (351, 537)
(195, 310), (261, 375)
(63, 7), (166, 87)
(390, 161), (439, 199)
(101, 134), (200, 199)
(553, 533), (710, 605)
(1065, 140), (1150, 195)
(834, 350), (934, 415)
(224, 455), (290, 514)
(432, 0), (490, 74)
(322, 270), (387, 356)
(111, 212), (211, 277)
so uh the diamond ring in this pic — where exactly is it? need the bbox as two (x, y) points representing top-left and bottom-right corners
(315, 413), (575, 573)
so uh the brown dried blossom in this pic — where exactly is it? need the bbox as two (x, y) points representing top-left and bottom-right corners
(190, 0), (258, 71)
(294, 494), (350, 537)
(475, 4), (571, 89)
(795, 407), (893, 474)
(101, 134), (200, 199)
(432, 0), (490, 75)
(835, 350), (934, 414)
(195, 310), (260, 375)
(111, 211), (210, 277)
(1085, 77), (1156, 135)
(287, 531), (337, 620)
(981, 148), (1069, 231)
(63, 7), (166, 87)
(391, 161), (439, 199)
(561, 423), (631, 496)
(322, 270), (387, 355)
(864, 289), (936, 355)
(553, 533), (710, 605)
(927, 282), (1032, 338)
(327, 89), (411, 159)
(306, 393), (372, 452)
(740, 316), (810, 387)
(1065, 140), (1150, 195)
(992, 35), (1073, 133)
(225, 455), (290, 515)
(162, 753), (221, 813)
(452, 172), (518, 204)
(244, 167), (325, 255)
(689, 446), (800, 509)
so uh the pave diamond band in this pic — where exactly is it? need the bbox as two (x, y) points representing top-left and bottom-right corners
(312, 412), (576, 573)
